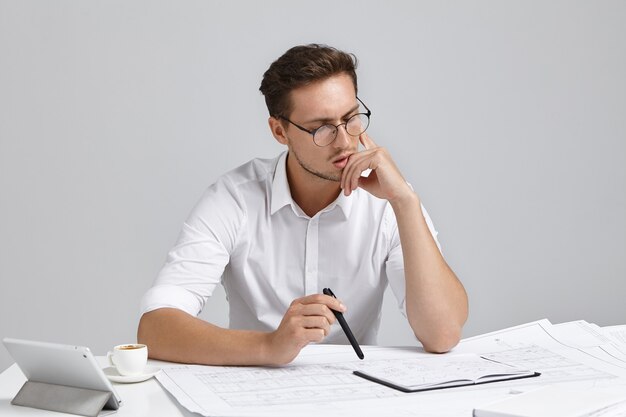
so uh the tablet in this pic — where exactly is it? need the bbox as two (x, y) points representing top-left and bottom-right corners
(2, 337), (122, 411)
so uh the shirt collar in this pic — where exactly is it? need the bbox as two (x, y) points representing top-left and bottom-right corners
(270, 151), (354, 219)
(270, 152), (293, 215)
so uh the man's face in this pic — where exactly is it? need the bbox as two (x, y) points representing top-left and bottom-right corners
(281, 73), (361, 183)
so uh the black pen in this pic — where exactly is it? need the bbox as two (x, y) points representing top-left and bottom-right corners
(323, 288), (364, 360)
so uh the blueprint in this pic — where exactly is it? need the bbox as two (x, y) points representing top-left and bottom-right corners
(155, 320), (626, 417)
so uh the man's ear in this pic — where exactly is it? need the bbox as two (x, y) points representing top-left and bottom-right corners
(268, 116), (289, 145)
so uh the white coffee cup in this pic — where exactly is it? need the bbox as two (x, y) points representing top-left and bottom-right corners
(107, 343), (148, 376)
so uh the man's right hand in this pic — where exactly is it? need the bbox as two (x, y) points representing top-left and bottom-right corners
(265, 294), (347, 365)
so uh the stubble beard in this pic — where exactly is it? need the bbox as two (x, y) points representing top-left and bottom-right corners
(292, 150), (342, 183)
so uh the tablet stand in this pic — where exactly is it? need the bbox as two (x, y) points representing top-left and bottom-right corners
(12, 380), (114, 417)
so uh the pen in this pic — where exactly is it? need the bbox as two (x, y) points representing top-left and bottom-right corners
(323, 288), (364, 360)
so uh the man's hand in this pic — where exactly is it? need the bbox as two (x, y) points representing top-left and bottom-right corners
(341, 133), (413, 203)
(266, 294), (346, 365)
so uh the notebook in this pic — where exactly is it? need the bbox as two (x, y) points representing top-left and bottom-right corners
(353, 353), (540, 393)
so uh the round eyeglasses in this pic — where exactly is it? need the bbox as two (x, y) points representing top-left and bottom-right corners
(278, 97), (371, 147)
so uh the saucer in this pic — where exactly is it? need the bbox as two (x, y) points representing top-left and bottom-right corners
(103, 365), (161, 383)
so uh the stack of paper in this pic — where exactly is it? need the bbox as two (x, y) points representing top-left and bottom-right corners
(473, 385), (626, 417)
(154, 319), (626, 417)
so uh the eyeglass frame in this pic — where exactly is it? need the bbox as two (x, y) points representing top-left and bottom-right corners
(277, 97), (372, 147)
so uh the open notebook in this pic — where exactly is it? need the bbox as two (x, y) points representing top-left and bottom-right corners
(353, 353), (540, 393)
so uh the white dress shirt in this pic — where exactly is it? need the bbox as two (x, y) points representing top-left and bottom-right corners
(141, 151), (441, 345)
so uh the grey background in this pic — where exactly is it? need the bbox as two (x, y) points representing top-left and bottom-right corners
(1, 1), (625, 372)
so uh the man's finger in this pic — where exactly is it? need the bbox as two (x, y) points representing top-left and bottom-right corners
(359, 132), (377, 150)
(301, 316), (331, 334)
(298, 303), (337, 324)
(295, 294), (347, 312)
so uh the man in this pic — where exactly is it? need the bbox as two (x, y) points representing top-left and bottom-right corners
(138, 44), (468, 366)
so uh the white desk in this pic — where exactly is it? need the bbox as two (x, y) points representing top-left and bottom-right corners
(0, 357), (193, 417)
(2, 321), (626, 417)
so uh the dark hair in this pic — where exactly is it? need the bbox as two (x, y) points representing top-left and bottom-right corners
(259, 44), (358, 118)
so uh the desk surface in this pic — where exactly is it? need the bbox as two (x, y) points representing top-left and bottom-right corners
(2, 321), (625, 417)
(0, 357), (192, 417)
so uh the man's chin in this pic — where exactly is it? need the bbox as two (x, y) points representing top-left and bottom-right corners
(314, 172), (342, 183)
(293, 153), (343, 183)
(304, 167), (341, 183)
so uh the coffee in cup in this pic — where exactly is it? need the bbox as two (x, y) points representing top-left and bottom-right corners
(118, 344), (144, 350)
(107, 343), (148, 376)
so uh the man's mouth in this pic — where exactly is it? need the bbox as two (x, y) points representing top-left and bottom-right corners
(332, 154), (351, 169)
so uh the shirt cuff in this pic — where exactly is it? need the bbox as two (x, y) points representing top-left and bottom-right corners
(139, 284), (204, 317)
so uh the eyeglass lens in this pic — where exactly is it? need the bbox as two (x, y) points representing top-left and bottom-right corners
(314, 113), (370, 146)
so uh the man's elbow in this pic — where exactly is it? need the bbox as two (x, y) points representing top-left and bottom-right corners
(137, 312), (153, 347)
(137, 309), (167, 351)
(418, 326), (463, 354)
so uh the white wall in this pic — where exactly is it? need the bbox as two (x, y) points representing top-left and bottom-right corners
(1, 0), (625, 372)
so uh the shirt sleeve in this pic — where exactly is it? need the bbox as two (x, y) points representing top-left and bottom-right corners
(385, 202), (442, 318)
(140, 176), (245, 317)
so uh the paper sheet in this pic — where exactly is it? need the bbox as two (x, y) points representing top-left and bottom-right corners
(155, 320), (626, 417)
(601, 324), (626, 347)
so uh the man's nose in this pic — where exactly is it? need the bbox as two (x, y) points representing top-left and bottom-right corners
(332, 124), (352, 148)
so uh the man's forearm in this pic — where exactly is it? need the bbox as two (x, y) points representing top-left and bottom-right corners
(137, 308), (273, 366)
(390, 193), (469, 353)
